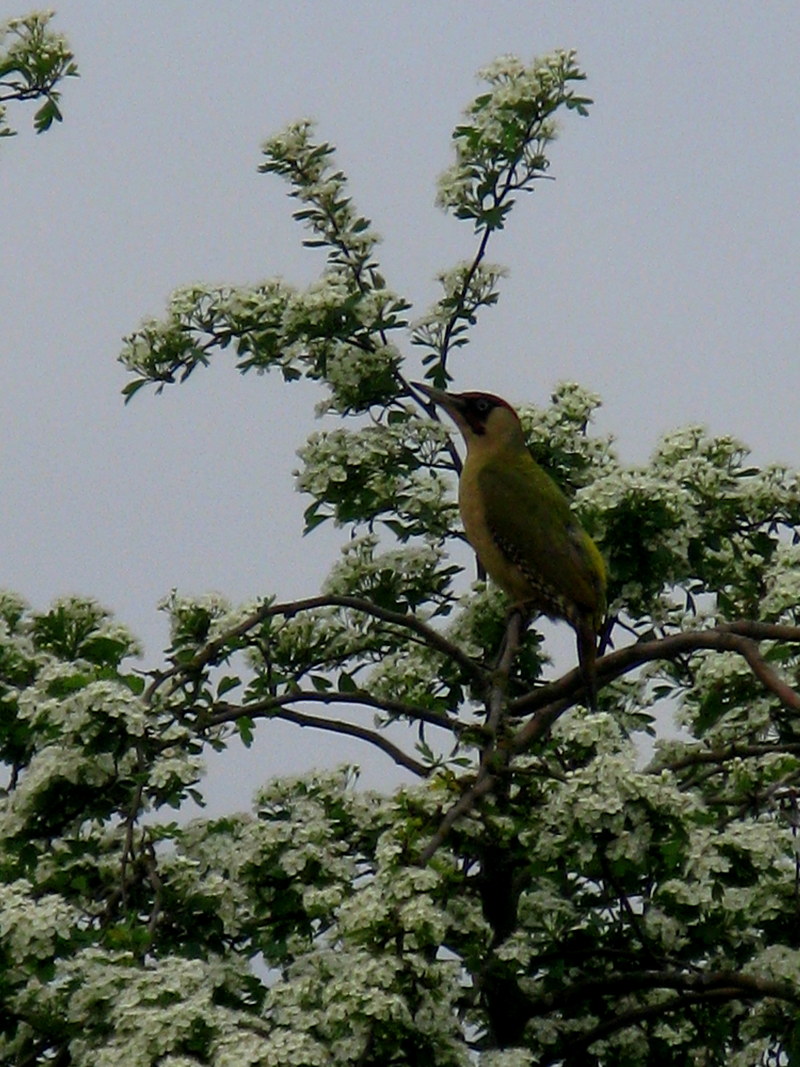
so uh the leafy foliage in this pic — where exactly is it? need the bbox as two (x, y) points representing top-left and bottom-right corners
(0, 11), (77, 138)
(6, 47), (800, 1066)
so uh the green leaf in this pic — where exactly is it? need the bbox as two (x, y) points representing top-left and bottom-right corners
(235, 716), (255, 747)
(120, 672), (145, 695)
(34, 97), (61, 133)
(303, 502), (330, 535)
(337, 671), (357, 693)
(121, 378), (150, 403)
(216, 675), (241, 698)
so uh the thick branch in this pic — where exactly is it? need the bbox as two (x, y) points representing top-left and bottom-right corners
(512, 625), (800, 770)
(486, 610), (524, 734)
(543, 969), (800, 1063)
(736, 637), (800, 710)
(422, 620), (800, 862)
(511, 622), (800, 720)
(531, 967), (800, 1017)
(419, 612), (522, 864)
(725, 621), (800, 643)
(545, 990), (743, 1064)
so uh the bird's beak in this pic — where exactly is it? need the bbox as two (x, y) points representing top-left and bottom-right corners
(412, 381), (464, 419)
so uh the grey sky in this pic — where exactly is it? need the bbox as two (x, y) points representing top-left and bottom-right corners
(3, 2), (799, 802)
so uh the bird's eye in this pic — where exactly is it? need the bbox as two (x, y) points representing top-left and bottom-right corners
(475, 398), (491, 414)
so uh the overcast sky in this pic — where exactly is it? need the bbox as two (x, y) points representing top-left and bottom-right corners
(3, 2), (799, 806)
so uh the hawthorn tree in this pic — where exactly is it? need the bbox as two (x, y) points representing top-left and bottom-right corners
(3, 48), (800, 1066)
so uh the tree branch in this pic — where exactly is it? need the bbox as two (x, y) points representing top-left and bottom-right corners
(542, 969), (800, 1063)
(439, 225), (493, 374)
(410, 381), (464, 475)
(532, 966), (800, 1016)
(419, 612), (523, 864)
(148, 606), (800, 857)
(735, 636), (800, 711)
(486, 610), (524, 734)
(543, 989), (737, 1064)
(418, 771), (498, 865)
(654, 741), (800, 774)
(208, 689), (466, 735)
(436, 107), (549, 374)
(258, 703), (429, 778)
(146, 593), (486, 703)
(421, 620), (800, 862)
(510, 621), (800, 719)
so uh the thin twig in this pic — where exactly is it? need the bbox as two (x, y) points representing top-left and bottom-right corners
(208, 689), (464, 735)
(146, 593), (486, 703)
(437, 109), (547, 373)
(418, 772), (499, 865)
(142, 835), (163, 944)
(262, 704), (429, 778)
(410, 381), (464, 475)
(654, 741), (800, 774)
(118, 740), (149, 912)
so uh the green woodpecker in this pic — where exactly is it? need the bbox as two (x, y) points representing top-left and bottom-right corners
(414, 383), (606, 708)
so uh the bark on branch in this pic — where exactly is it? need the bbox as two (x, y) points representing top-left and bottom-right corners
(146, 592), (487, 703)
(543, 968), (800, 1063)
(421, 619), (800, 862)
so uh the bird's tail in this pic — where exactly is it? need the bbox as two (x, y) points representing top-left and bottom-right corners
(577, 621), (599, 711)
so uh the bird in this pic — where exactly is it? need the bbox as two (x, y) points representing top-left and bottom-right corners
(414, 382), (606, 708)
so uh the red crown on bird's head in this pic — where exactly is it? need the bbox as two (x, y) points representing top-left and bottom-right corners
(451, 391), (519, 435)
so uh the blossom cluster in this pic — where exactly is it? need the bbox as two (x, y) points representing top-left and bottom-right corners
(296, 414), (457, 539)
(120, 265), (408, 414)
(0, 10), (77, 137)
(260, 119), (382, 278)
(323, 533), (454, 612)
(436, 50), (590, 228)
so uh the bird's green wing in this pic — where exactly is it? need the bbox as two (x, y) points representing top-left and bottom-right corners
(478, 453), (606, 620)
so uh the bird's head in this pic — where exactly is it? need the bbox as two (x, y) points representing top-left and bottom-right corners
(413, 382), (525, 451)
